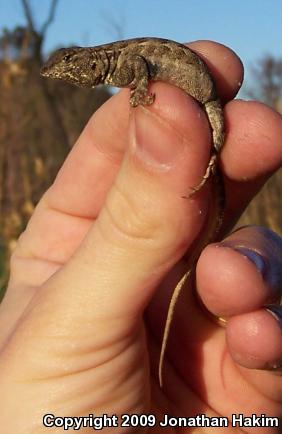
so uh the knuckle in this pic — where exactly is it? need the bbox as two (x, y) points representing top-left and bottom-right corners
(100, 182), (164, 246)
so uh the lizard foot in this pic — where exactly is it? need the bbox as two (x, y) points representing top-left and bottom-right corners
(186, 154), (218, 198)
(130, 89), (155, 107)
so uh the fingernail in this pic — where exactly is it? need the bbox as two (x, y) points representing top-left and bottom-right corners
(225, 227), (282, 295)
(263, 305), (282, 371)
(220, 244), (267, 274)
(265, 305), (282, 330)
(262, 360), (282, 371)
(130, 108), (184, 168)
(222, 244), (281, 298)
(233, 247), (266, 274)
(235, 247), (282, 298)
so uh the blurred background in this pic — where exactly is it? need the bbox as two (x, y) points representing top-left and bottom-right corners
(0, 0), (281, 298)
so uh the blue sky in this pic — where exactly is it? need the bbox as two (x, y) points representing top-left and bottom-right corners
(1, 0), (282, 91)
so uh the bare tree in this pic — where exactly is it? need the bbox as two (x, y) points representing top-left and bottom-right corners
(20, 0), (70, 150)
(237, 54), (282, 234)
(0, 0), (110, 296)
(22, 0), (59, 58)
(246, 54), (282, 113)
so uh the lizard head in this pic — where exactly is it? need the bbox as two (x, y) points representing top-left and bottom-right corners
(40, 47), (104, 88)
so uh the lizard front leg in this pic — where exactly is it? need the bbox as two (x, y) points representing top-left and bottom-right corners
(129, 55), (155, 107)
(116, 53), (155, 107)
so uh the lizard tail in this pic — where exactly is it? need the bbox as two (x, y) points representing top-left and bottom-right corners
(158, 268), (192, 388)
(158, 169), (225, 388)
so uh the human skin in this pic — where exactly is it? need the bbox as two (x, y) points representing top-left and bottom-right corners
(0, 41), (281, 433)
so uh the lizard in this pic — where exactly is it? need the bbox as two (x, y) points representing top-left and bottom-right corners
(40, 37), (225, 387)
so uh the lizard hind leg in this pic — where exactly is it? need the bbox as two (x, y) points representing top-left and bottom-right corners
(204, 99), (225, 153)
(188, 154), (217, 197)
(188, 99), (224, 196)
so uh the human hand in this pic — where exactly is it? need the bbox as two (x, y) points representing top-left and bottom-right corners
(0, 41), (281, 433)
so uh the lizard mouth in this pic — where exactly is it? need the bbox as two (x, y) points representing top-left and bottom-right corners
(40, 65), (51, 77)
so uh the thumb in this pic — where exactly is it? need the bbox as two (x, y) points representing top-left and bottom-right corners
(2, 84), (212, 398)
(8, 83), (212, 357)
(56, 83), (212, 326)
(1, 84), (213, 428)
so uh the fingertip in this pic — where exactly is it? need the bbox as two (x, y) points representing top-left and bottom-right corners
(197, 243), (270, 318)
(226, 309), (282, 370)
(188, 40), (244, 101)
(223, 100), (282, 179)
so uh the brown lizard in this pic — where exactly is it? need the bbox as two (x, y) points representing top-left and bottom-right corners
(41, 37), (225, 387)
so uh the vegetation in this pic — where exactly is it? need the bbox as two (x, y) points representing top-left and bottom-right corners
(237, 56), (282, 233)
(0, 1), (281, 299)
(0, 1), (110, 298)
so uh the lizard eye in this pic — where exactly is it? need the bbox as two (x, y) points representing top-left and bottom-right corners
(63, 54), (72, 62)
